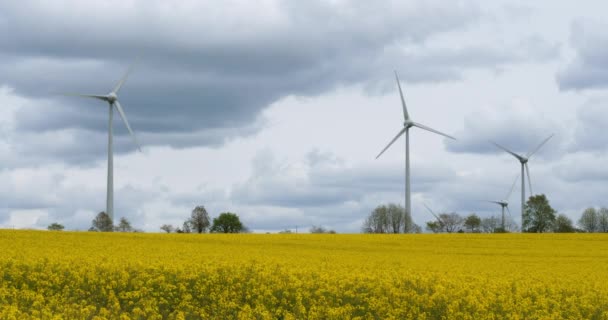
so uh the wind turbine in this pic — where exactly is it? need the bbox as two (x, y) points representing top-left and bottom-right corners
(486, 173), (519, 231)
(491, 134), (553, 226)
(64, 62), (141, 222)
(376, 71), (456, 222)
(423, 203), (445, 232)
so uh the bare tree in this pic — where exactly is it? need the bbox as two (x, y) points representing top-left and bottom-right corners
(599, 207), (608, 232)
(578, 207), (598, 232)
(310, 225), (336, 234)
(115, 217), (134, 232)
(363, 204), (417, 233)
(187, 206), (210, 233)
(160, 224), (174, 233)
(438, 213), (464, 233)
(481, 216), (499, 233)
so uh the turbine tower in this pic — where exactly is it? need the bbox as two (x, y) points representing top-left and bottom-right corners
(487, 174), (519, 231)
(376, 71), (456, 222)
(491, 134), (553, 227)
(64, 62), (141, 222)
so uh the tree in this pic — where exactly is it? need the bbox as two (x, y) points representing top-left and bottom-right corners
(160, 224), (174, 233)
(362, 204), (416, 233)
(310, 225), (336, 234)
(426, 221), (442, 233)
(47, 223), (64, 231)
(464, 214), (481, 233)
(523, 194), (556, 233)
(211, 212), (244, 233)
(554, 214), (575, 233)
(363, 205), (387, 233)
(438, 213), (464, 233)
(182, 221), (192, 233)
(91, 211), (113, 232)
(481, 216), (499, 233)
(187, 206), (210, 233)
(578, 207), (598, 232)
(598, 207), (608, 232)
(115, 217), (134, 232)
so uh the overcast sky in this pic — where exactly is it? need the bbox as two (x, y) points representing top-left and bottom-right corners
(1, 1), (607, 232)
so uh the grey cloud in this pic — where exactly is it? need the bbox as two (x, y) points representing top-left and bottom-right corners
(232, 149), (456, 209)
(446, 106), (563, 157)
(0, 1), (558, 165)
(554, 152), (608, 183)
(568, 97), (608, 152)
(557, 20), (608, 90)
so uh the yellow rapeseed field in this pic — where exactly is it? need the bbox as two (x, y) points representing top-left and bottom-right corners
(1, 231), (607, 319)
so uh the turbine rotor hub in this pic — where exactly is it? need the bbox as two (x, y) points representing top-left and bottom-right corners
(107, 93), (117, 103)
(403, 120), (413, 128)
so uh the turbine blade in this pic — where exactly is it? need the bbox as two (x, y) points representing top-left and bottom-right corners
(114, 101), (142, 152)
(506, 172), (520, 200)
(526, 134), (554, 158)
(413, 122), (456, 140)
(394, 71), (410, 121)
(112, 58), (139, 94)
(525, 162), (533, 196)
(486, 200), (503, 205)
(490, 141), (524, 161)
(375, 128), (406, 159)
(60, 93), (108, 101)
(423, 203), (444, 225)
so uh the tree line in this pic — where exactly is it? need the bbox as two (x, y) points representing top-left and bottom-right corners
(159, 206), (246, 234)
(362, 195), (608, 233)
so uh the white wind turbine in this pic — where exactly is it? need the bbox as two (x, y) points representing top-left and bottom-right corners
(376, 71), (456, 221)
(491, 134), (553, 226)
(486, 173), (519, 231)
(64, 62), (141, 222)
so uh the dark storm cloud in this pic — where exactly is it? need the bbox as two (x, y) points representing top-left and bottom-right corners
(0, 0), (558, 165)
(557, 20), (608, 90)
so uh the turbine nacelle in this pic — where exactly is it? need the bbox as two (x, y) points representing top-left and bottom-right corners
(107, 93), (118, 104)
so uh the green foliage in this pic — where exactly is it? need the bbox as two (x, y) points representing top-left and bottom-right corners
(91, 212), (113, 232)
(426, 221), (442, 233)
(211, 212), (244, 233)
(115, 217), (134, 232)
(47, 223), (64, 231)
(523, 194), (556, 233)
(553, 214), (575, 233)
(464, 214), (481, 233)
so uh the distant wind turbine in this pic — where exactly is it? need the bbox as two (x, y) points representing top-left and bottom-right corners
(486, 173), (519, 231)
(491, 134), (553, 226)
(423, 203), (445, 231)
(63, 61), (142, 222)
(376, 71), (456, 222)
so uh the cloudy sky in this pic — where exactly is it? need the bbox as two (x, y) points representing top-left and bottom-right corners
(1, 0), (607, 232)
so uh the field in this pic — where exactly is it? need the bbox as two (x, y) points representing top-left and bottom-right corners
(1, 231), (608, 319)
